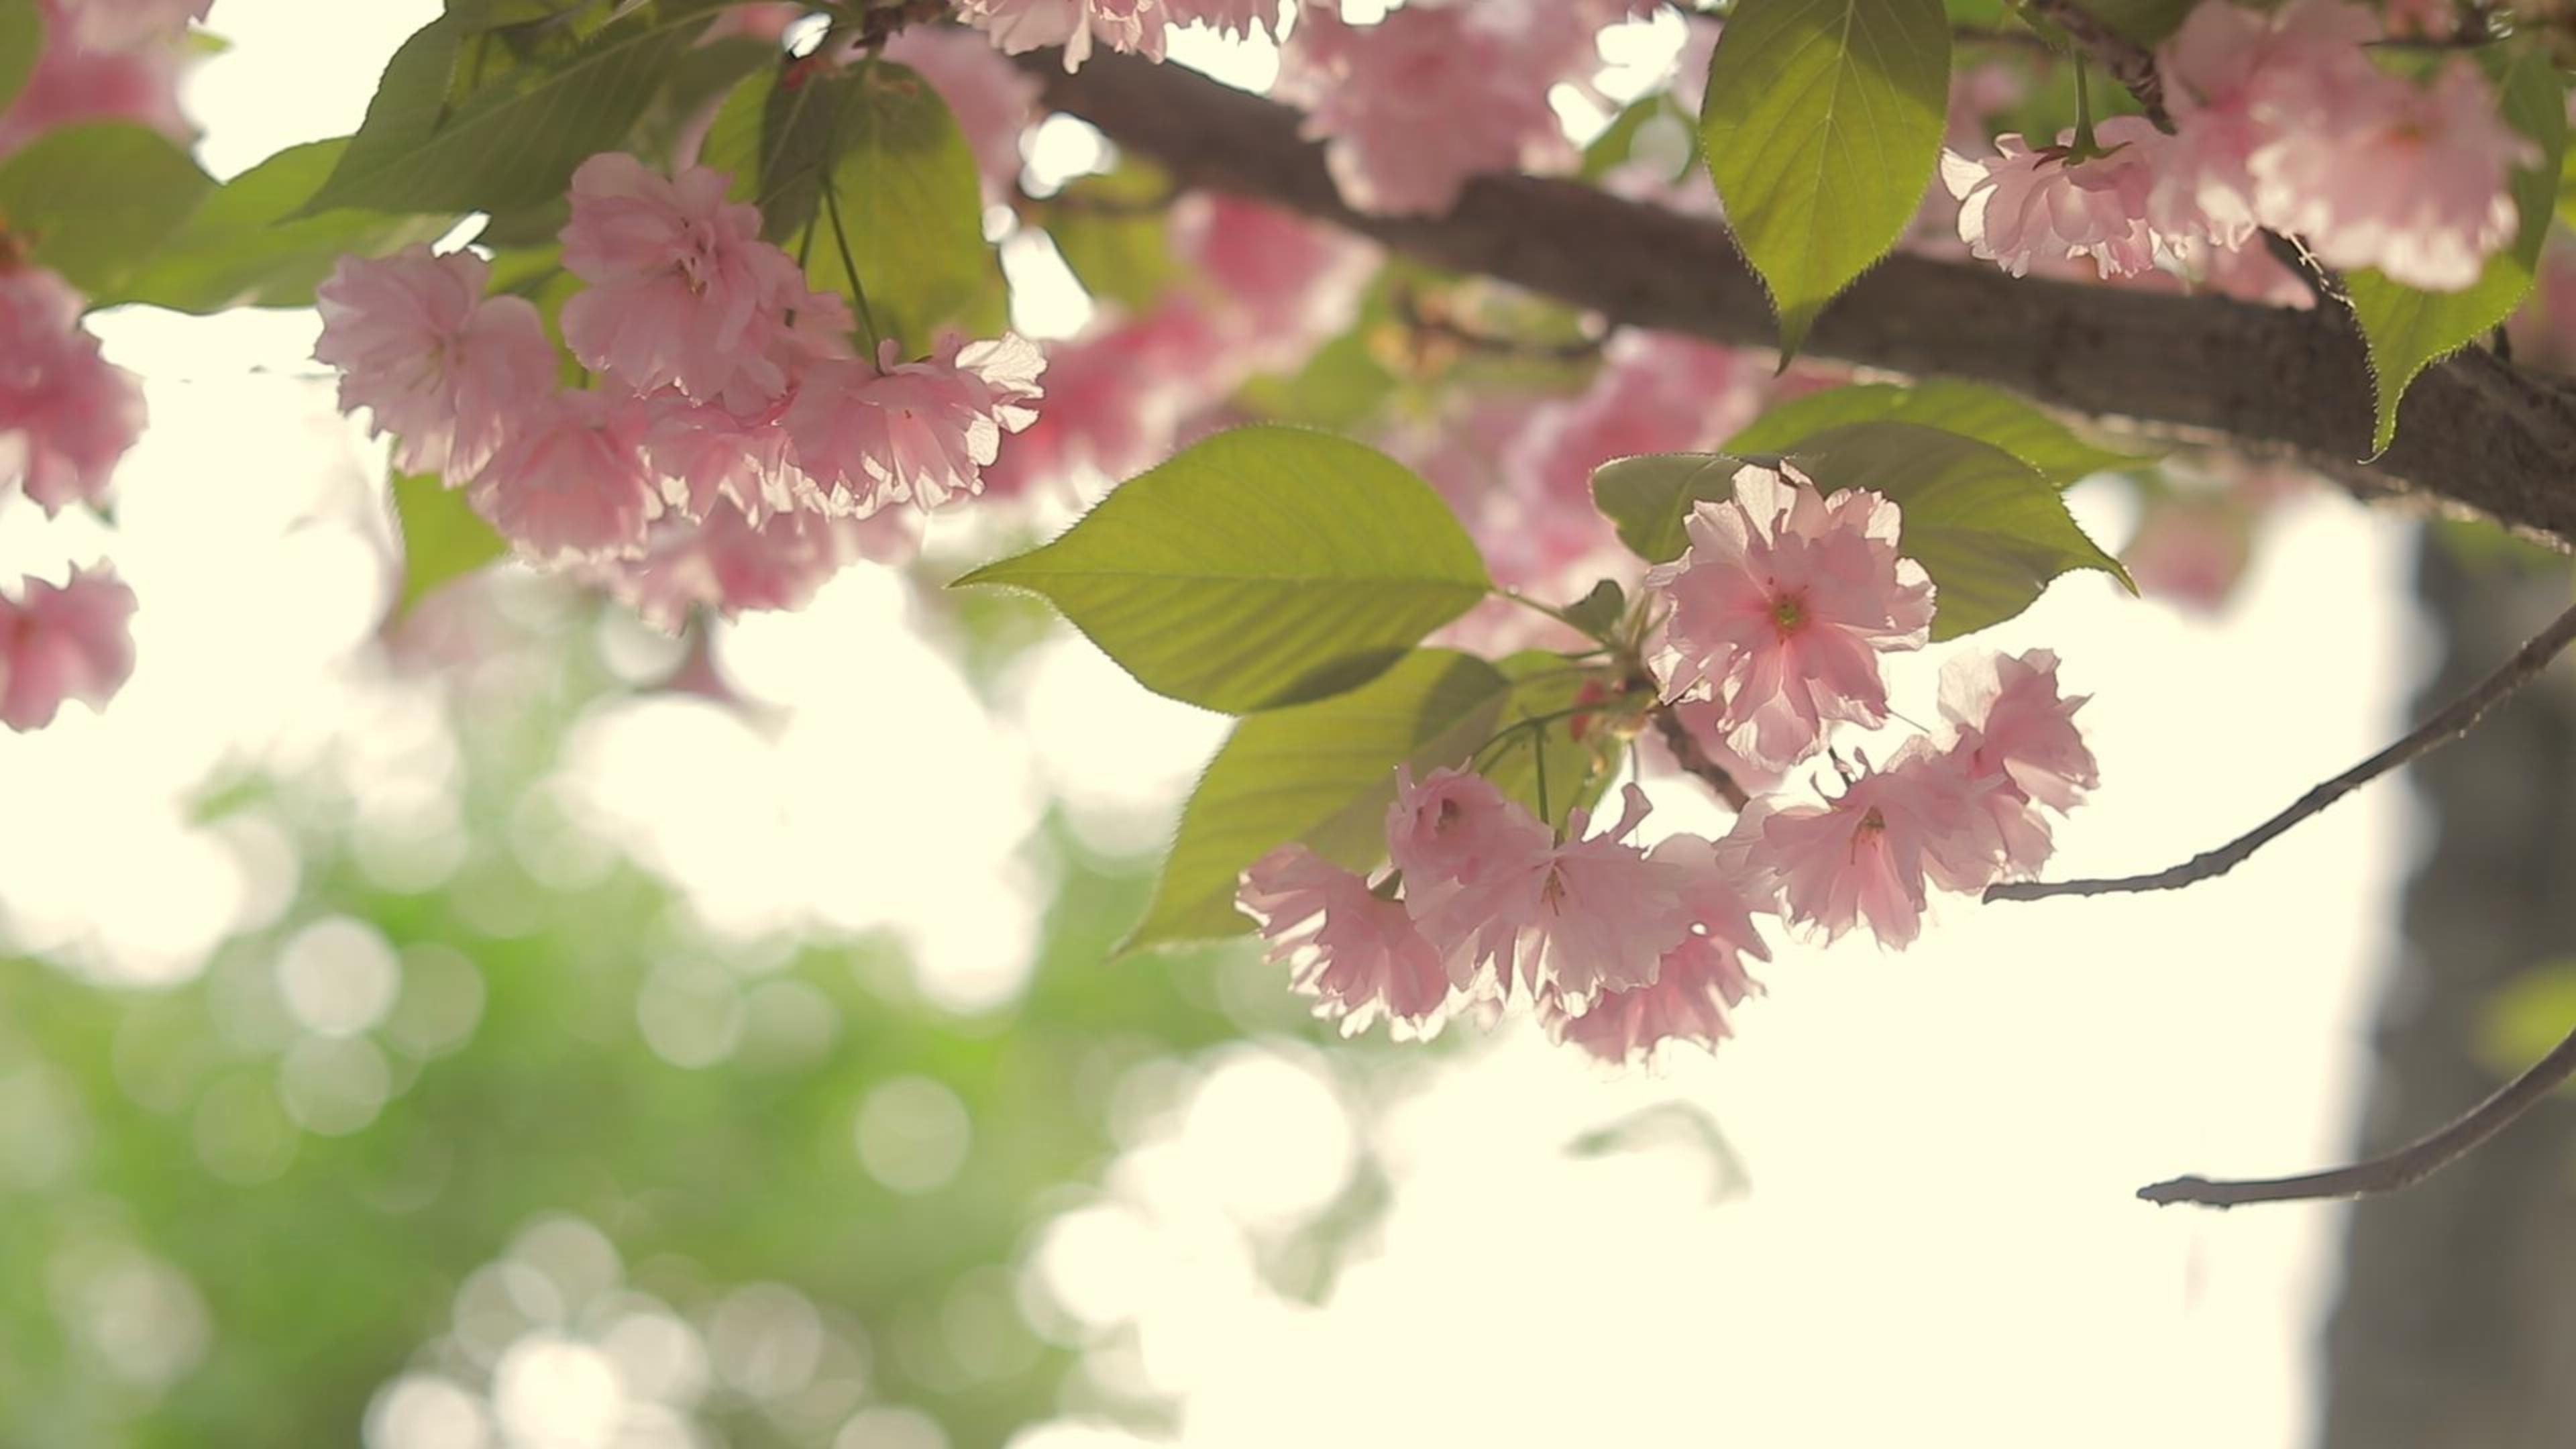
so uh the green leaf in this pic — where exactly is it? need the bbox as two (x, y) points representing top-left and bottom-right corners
(955, 427), (1493, 714)
(2345, 46), (2565, 457)
(1700, 0), (1949, 357)
(1481, 650), (1617, 834)
(0, 123), (214, 293)
(0, 0), (39, 117)
(1589, 452), (1755, 564)
(300, 6), (708, 216)
(1046, 160), (1175, 312)
(1723, 378), (2151, 484)
(702, 58), (1003, 355)
(1123, 649), (1512, 951)
(388, 472), (509, 619)
(1560, 580), (1627, 641)
(1788, 421), (2131, 637)
(99, 141), (453, 313)
(2477, 961), (2576, 1091)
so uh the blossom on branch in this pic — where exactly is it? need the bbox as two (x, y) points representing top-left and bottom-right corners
(313, 246), (555, 485)
(0, 266), (145, 515)
(0, 564), (136, 732)
(1940, 116), (2169, 280)
(780, 334), (1046, 517)
(1239, 843), (1452, 1038)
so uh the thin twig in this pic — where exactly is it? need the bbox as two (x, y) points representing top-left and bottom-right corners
(1650, 707), (1749, 811)
(1989, 597), (2576, 904)
(2021, 0), (2171, 129)
(2139, 1020), (2576, 1208)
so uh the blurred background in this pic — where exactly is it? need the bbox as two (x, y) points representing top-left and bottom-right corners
(7, 4), (2576, 1447)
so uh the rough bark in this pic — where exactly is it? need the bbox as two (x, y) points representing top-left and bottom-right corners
(2318, 537), (2576, 1447)
(1030, 54), (2576, 547)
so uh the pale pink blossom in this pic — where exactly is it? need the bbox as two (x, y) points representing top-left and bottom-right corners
(1752, 743), (1999, 949)
(782, 333), (1046, 515)
(1238, 844), (1452, 1038)
(2252, 57), (2534, 291)
(600, 496), (913, 631)
(1545, 833), (1771, 1065)
(957, 0), (1165, 71)
(557, 152), (811, 401)
(977, 303), (1224, 501)
(1384, 764), (1555, 983)
(0, 0), (195, 157)
(313, 246), (557, 484)
(1938, 649), (2098, 879)
(0, 564), (136, 731)
(1167, 193), (1379, 368)
(880, 28), (1041, 201)
(0, 267), (146, 514)
(1941, 116), (2168, 279)
(1276, 2), (1600, 215)
(2121, 491), (2254, 612)
(468, 390), (662, 560)
(1644, 464), (1935, 771)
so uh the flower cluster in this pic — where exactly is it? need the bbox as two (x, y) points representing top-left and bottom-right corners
(1943, 0), (2536, 292)
(0, 0), (193, 731)
(1238, 467), (2096, 1066)
(313, 152), (1046, 628)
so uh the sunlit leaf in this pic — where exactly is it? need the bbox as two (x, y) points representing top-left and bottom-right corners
(1590, 453), (1756, 564)
(1700, 0), (1949, 357)
(1724, 378), (2152, 484)
(388, 470), (508, 619)
(956, 427), (1493, 714)
(0, 122), (214, 294)
(102, 141), (452, 313)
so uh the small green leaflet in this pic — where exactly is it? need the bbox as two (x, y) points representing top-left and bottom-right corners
(0, 123), (214, 294)
(1701, 0), (1949, 358)
(700, 58), (1003, 355)
(2343, 46), (2566, 458)
(1788, 421), (2132, 637)
(1121, 648), (1609, 953)
(955, 427), (1493, 714)
(1589, 453), (1756, 564)
(0, 0), (38, 116)
(101, 140), (452, 313)
(1723, 378), (2151, 484)
(388, 472), (509, 619)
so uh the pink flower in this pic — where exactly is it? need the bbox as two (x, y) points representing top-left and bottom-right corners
(977, 303), (1225, 501)
(0, 0), (195, 158)
(1940, 116), (2168, 279)
(782, 333), (1046, 515)
(0, 564), (136, 731)
(599, 496), (912, 631)
(1938, 649), (2098, 879)
(1543, 830), (1774, 1065)
(468, 390), (662, 560)
(1644, 464), (1935, 771)
(1238, 844), (1453, 1038)
(1167, 193), (1379, 368)
(2121, 490), (2254, 612)
(0, 266), (146, 515)
(557, 152), (812, 401)
(880, 28), (1041, 201)
(957, 0), (1166, 70)
(1752, 743), (1999, 949)
(1509, 786), (1699, 1012)
(2251, 58), (2534, 291)
(314, 246), (557, 483)
(1276, 2), (1600, 215)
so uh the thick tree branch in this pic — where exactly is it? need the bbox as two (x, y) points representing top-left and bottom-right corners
(1028, 53), (2576, 548)
(1988, 596), (2576, 902)
(2139, 1020), (2576, 1208)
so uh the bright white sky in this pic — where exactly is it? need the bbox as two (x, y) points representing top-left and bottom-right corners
(1, 5), (2422, 1447)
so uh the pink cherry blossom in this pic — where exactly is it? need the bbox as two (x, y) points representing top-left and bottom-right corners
(313, 246), (557, 484)
(1938, 649), (2098, 879)
(1238, 844), (1453, 1038)
(1941, 115), (2168, 280)
(0, 0), (195, 158)
(1644, 464), (1935, 771)
(957, 0), (1166, 71)
(2122, 490), (2254, 612)
(1276, 2), (1602, 216)
(880, 28), (1041, 201)
(600, 496), (914, 631)
(782, 334), (1046, 516)
(1752, 743), (1999, 949)
(1167, 193), (1379, 368)
(557, 152), (812, 401)
(1546, 832), (1772, 1065)
(1507, 786), (1698, 1013)
(2251, 57), (2534, 291)
(0, 564), (136, 731)
(468, 389), (662, 561)
(0, 266), (146, 515)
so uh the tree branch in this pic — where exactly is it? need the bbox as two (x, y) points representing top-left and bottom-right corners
(2139, 1020), (2576, 1208)
(1026, 52), (2576, 548)
(1987, 597), (2576, 903)
(1650, 707), (1750, 810)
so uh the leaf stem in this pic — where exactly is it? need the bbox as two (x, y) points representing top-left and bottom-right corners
(817, 160), (885, 368)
